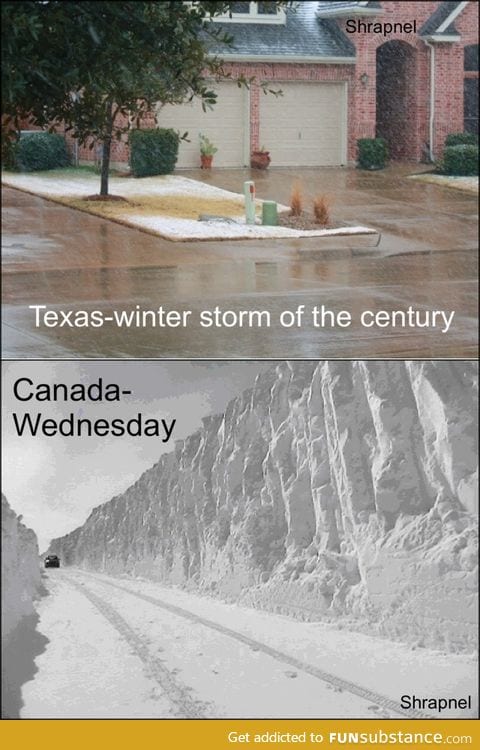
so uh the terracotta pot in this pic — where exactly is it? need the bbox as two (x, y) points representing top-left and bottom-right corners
(200, 154), (213, 169)
(251, 151), (271, 169)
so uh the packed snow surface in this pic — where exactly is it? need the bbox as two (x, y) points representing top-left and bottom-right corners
(21, 568), (477, 719)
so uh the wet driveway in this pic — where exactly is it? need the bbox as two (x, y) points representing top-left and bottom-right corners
(2, 165), (478, 358)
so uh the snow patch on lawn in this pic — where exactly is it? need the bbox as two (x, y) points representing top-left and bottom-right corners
(2, 171), (377, 242)
(409, 173), (478, 194)
(2, 172), (249, 200)
(126, 214), (376, 241)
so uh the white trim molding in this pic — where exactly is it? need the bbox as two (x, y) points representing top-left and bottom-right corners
(436, 1), (469, 33)
(422, 34), (461, 43)
(218, 54), (356, 64)
(316, 6), (384, 18)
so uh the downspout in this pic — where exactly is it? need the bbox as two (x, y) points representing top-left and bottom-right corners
(424, 40), (435, 162)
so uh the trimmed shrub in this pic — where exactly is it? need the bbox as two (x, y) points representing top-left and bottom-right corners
(15, 132), (70, 171)
(442, 144), (478, 176)
(357, 138), (389, 170)
(129, 128), (179, 177)
(445, 132), (478, 147)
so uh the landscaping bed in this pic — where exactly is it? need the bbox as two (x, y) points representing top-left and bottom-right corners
(2, 169), (377, 242)
(408, 173), (478, 194)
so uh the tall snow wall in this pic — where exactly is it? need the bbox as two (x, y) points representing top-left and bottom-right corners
(2, 495), (41, 641)
(48, 362), (478, 652)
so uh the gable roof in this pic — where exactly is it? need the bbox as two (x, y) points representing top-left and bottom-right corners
(419, 1), (467, 37)
(208, 3), (356, 62)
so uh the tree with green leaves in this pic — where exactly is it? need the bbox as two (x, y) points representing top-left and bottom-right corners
(2, 1), (288, 195)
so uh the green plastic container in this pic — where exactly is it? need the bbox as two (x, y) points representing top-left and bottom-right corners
(262, 201), (278, 226)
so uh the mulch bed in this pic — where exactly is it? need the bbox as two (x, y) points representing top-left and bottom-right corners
(278, 212), (337, 231)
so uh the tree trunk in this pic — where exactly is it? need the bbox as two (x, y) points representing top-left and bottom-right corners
(100, 103), (114, 196)
(100, 138), (111, 196)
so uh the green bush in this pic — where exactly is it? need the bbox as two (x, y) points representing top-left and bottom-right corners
(442, 144), (478, 176)
(1, 134), (17, 169)
(357, 138), (389, 170)
(444, 132), (478, 147)
(129, 128), (179, 177)
(15, 131), (70, 171)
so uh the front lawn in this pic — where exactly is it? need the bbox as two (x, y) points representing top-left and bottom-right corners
(2, 168), (377, 242)
(408, 173), (478, 194)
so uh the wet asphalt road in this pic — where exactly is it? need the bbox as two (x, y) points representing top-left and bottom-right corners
(2, 165), (478, 359)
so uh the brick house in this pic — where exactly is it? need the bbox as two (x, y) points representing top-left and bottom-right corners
(74, 1), (478, 167)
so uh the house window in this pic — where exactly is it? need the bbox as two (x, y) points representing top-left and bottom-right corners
(464, 44), (478, 134)
(258, 2), (278, 14)
(215, 1), (286, 24)
(464, 44), (478, 72)
(230, 2), (250, 11)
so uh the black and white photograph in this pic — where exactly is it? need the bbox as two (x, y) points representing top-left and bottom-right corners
(2, 360), (478, 719)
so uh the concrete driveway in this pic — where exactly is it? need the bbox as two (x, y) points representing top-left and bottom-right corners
(2, 165), (478, 359)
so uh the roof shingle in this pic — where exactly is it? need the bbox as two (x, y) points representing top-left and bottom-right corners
(208, 3), (355, 60)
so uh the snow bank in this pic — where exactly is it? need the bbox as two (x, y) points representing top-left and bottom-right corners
(2, 495), (41, 641)
(48, 363), (478, 653)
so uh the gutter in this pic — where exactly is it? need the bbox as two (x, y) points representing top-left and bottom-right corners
(217, 54), (356, 64)
(422, 34), (461, 43)
(316, 8), (384, 18)
(424, 39), (435, 162)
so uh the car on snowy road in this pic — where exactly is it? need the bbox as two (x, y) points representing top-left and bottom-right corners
(44, 554), (60, 568)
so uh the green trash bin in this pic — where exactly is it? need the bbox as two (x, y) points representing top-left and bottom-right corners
(262, 201), (278, 226)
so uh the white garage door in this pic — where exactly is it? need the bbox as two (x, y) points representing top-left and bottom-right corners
(259, 82), (347, 166)
(156, 82), (248, 168)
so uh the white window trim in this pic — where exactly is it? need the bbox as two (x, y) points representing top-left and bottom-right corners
(214, 2), (287, 25)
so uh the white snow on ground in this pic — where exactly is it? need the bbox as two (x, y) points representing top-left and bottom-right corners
(125, 214), (376, 241)
(2, 496), (41, 640)
(21, 572), (174, 718)
(1, 171), (376, 241)
(2, 172), (250, 199)
(21, 568), (477, 719)
(409, 173), (478, 194)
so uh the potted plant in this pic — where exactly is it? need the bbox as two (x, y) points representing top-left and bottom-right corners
(251, 145), (271, 170)
(199, 134), (217, 169)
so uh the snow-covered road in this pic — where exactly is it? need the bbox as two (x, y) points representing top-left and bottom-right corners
(20, 569), (477, 719)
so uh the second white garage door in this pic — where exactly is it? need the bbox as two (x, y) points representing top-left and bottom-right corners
(259, 82), (347, 166)
(156, 82), (249, 168)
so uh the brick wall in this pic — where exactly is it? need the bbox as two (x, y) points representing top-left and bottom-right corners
(339, 1), (479, 161)
(20, 2), (477, 167)
(70, 61), (357, 167)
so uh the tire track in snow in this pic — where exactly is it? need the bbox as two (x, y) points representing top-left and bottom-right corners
(67, 577), (209, 718)
(73, 570), (432, 719)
